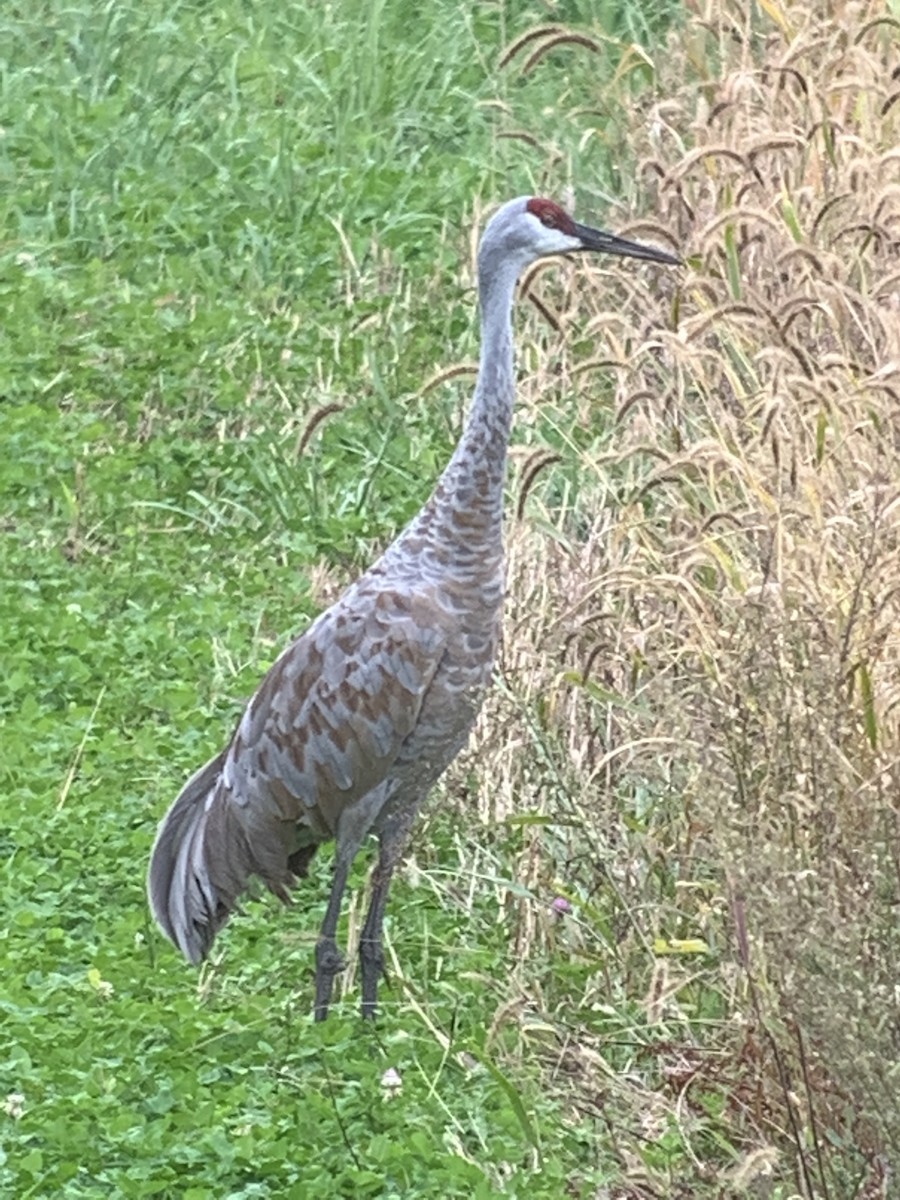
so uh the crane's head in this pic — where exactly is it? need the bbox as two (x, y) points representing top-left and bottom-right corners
(480, 195), (680, 272)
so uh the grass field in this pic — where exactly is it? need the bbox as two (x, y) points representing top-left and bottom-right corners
(3, 0), (899, 1196)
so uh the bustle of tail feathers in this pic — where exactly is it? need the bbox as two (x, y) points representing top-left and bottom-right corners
(148, 752), (319, 964)
(147, 751), (231, 964)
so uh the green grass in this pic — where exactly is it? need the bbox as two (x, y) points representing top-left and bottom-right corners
(0, 0), (776, 1196)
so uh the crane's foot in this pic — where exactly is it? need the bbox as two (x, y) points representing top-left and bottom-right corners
(314, 937), (346, 1021)
(359, 936), (385, 1020)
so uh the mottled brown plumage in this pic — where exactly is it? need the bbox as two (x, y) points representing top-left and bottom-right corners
(147, 196), (679, 1018)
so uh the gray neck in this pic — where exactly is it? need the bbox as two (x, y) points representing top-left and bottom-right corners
(413, 254), (520, 555)
(466, 254), (519, 465)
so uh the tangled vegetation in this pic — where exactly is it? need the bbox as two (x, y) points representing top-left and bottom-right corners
(473, 0), (900, 1191)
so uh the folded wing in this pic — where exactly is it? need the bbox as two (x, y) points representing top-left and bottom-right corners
(148, 585), (448, 963)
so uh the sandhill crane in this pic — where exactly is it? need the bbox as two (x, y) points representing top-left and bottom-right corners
(148, 196), (679, 1019)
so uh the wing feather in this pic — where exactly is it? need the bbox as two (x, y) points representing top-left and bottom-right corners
(148, 584), (451, 961)
(218, 587), (448, 875)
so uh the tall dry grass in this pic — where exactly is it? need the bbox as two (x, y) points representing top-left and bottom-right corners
(458, 0), (899, 1189)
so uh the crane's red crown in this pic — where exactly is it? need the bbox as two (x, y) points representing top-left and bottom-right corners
(526, 197), (577, 235)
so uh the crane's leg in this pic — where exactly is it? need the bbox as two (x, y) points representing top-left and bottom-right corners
(315, 785), (392, 1020)
(314, 850), (354, 1022)
(359, 804), (419, 1019)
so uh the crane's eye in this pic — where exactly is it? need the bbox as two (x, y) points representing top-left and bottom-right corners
(541, 210), (560, 228)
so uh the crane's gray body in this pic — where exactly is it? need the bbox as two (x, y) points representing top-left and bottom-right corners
(147, 196), (678, 1011)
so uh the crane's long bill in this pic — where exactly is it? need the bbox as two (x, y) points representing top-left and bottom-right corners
(573, 221), (681, 266)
